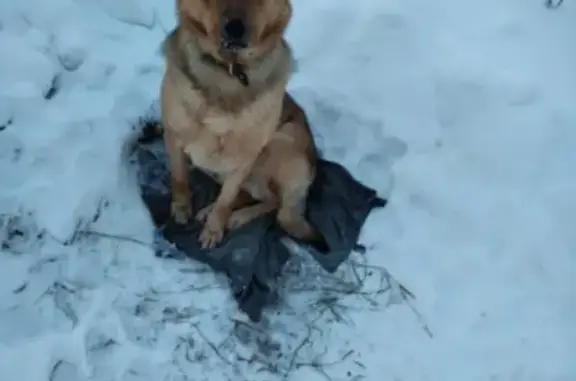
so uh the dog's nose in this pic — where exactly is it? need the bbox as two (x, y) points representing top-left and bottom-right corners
(222, 18), (246, 43)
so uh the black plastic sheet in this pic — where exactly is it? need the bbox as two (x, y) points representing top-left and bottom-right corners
(133, 125), (387, 322)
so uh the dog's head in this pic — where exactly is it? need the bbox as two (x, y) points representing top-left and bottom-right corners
(178, 0), (292, 62)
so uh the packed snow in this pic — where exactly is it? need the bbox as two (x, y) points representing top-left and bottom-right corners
(1, 0), (575, 380)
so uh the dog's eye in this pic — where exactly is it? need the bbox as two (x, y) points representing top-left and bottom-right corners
(260, 18), (283, 42)
(186, 15), (208, 35)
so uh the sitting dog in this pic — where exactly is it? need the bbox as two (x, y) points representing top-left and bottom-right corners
(160, 0), (319, 249)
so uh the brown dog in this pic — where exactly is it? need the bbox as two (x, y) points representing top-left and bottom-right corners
(160, 0), (319, 249)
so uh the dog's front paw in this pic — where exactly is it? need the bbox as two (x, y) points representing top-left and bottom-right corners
(195, 202), (214, 222)
(171, 200), (192, 225)
(198, 208), (228, 249)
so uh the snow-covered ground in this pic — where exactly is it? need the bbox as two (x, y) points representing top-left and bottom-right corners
(1, 0), (575, 379)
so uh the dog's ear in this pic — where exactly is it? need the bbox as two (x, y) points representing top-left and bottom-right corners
(177, 0), (216, 38)
(252, 0), (292, 45)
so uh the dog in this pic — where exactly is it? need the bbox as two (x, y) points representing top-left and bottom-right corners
(160, 0), (319, 249)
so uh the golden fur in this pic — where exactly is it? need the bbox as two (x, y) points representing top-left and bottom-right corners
(160, 0), (319, 248)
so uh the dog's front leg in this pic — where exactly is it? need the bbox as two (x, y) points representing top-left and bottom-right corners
(198, 163), (254, 249)
(164, 126), (192, 224)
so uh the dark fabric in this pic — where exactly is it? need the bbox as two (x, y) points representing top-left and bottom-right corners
(132, 126), (387, 322)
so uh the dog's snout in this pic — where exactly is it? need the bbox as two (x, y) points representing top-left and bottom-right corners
(223, 18), (246, 41)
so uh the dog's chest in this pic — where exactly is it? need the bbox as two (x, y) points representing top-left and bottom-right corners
(182, 112), (263, 176)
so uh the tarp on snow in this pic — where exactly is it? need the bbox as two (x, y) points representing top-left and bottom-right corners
(132, 123), (386, 322)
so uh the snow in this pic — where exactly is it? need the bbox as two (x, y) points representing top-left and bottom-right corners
(1, 0), (575, 379)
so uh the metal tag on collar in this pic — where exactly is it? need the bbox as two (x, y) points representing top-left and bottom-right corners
(228, 63), (249, 87)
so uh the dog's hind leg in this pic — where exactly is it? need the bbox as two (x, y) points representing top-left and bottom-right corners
(274, 157), (318, 242)
(227, 199), (278, 229)
(276, 191), (316, 241)
(196, 190), (254, 222)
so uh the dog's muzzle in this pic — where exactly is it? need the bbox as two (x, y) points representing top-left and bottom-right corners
(221, 18), (248, 49)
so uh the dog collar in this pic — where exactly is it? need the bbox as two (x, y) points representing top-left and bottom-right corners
(201, 54), (249, 87)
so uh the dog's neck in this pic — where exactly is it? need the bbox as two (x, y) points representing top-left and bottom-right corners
(164, 27), (291, 97)
(199, 53), (250, 87)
